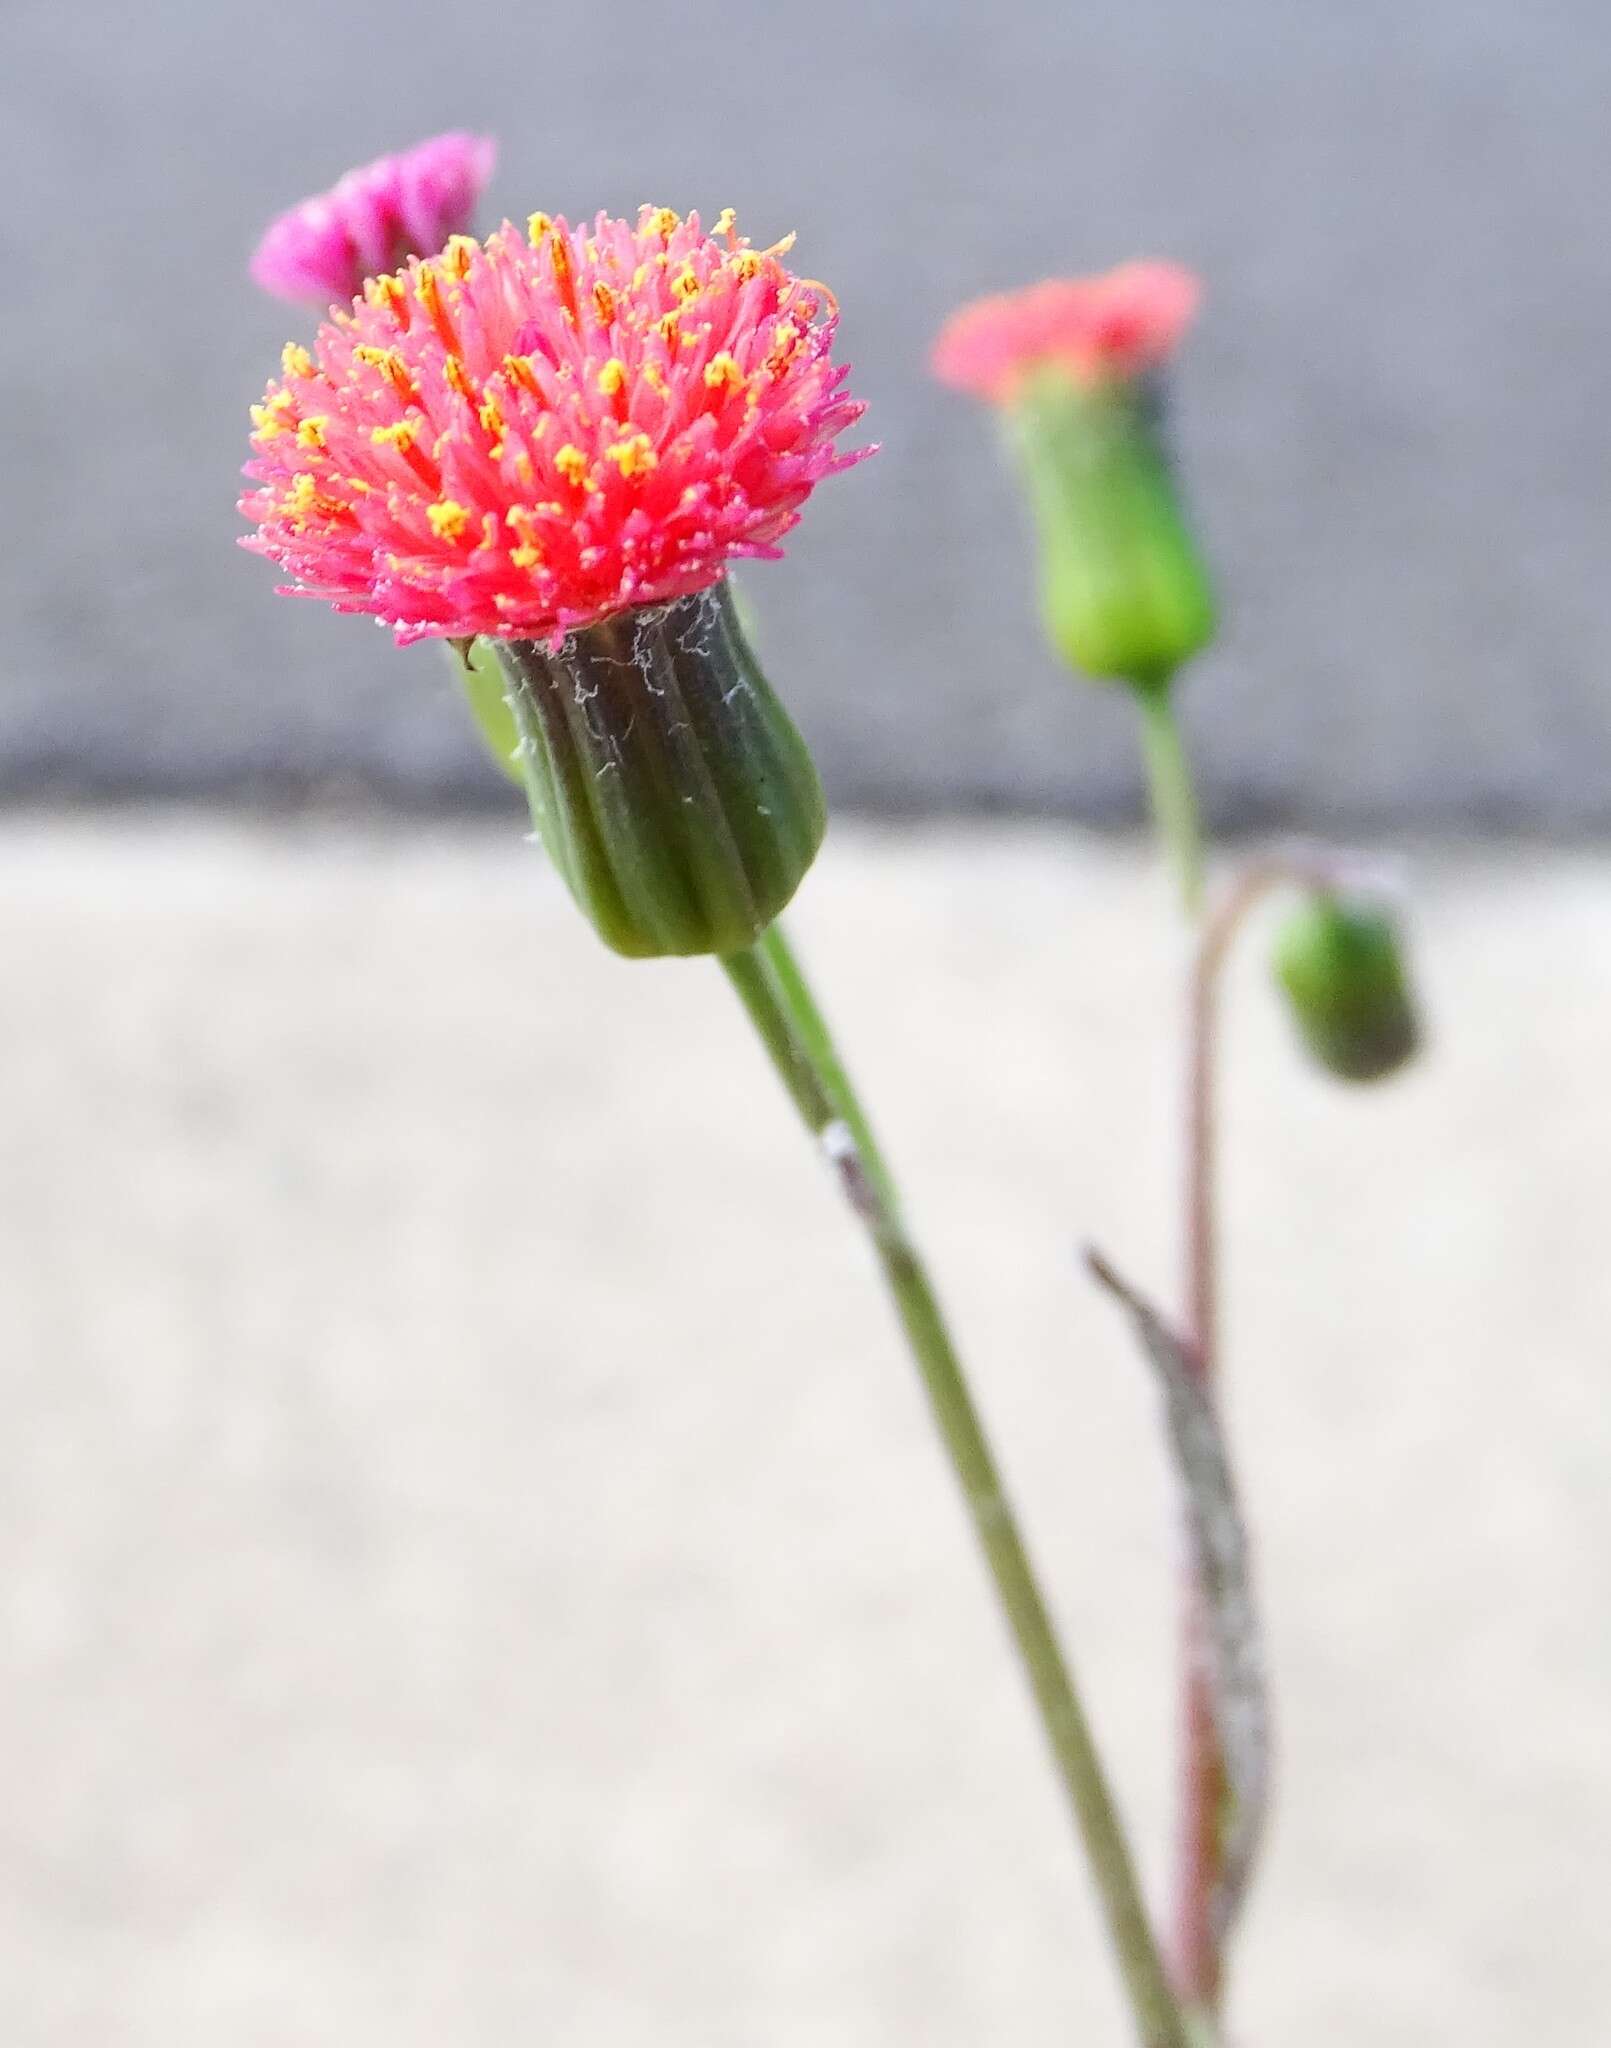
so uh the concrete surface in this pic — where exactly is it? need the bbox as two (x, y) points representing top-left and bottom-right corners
(2, 817), (1608, 2045)
(4, 0), (1611, 823)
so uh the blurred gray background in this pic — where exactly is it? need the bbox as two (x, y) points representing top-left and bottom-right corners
(4, 0), (1609, 826)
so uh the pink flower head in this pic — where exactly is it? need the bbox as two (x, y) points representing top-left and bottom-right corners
(240, 207), (871, 646)
(932, 262), (1201, 404)
(250, 132), (497, 307)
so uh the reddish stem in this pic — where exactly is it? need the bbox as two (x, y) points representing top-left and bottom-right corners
(1170, 852), (1346, 2009)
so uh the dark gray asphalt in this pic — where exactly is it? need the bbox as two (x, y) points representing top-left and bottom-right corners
(4, 0), (1608, 824)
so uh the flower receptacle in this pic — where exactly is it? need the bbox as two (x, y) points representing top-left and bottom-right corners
(1009, 367), (1216, 691)
(495, 579), (827, 960)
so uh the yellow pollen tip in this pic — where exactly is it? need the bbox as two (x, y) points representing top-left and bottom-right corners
(554, 444), (590, 487)
(597, 358), (628, 397)
(416, 264), (457, 342)
(364, 276), (407, 319)
(713, 207), (738, 241)
(527, 212), (552, 246)
(703, 352), (744, 394)
(501, 353), (541, 397)
(283, 471), (343, 527)
(671, 267), (701, 302)
(592, 281), (616, 325)
(295, 415), (328, 448)
(548, 232), (575, 297)
(370, 420), (418, 450)
(650, 206), (680, 239)
(655, 310), (681, 346)
(280, 342), (315, 380)
(444, 356), (474, 399)
(353, 345), (414, 397)
(766, 329), (800, 376)
(442, 234), (477, 279)
(428, 500), (471, 541)
(733, 251), (762, 283)
(605, 432), (657, 480)
(510, 543), (541, 570)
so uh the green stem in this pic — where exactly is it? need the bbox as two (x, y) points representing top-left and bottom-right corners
(1135, 686), (1205, 915)
(721, 924), (1188, 2048)
(753, 923), (900, 1218)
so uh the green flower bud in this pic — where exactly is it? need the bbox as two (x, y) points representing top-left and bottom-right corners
(1272, 893), (1421, 1083)
(493, 578), (827, 960)
(1009, 366), (1216, 689)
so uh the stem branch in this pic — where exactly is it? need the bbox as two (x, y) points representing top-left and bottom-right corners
(1174, 844), (1367, 2007)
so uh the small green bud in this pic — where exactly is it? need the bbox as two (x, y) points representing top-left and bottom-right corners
(1009, 367), (1216, 688)
(1272, 893), (1421, 1083)
(494, 578), (826, 960)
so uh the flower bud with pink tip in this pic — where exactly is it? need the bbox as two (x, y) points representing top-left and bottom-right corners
(250, 132), (497, 309)
(934, 263), (1215, 693)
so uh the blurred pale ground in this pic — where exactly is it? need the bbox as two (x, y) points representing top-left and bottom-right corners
(3, 0), (1611, 821)
(3, 818), (1608, 2046)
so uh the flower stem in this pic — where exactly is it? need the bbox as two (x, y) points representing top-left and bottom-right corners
(721, 923), (1188, 2048)
(753, 923), (899, 1216)
(1135, 685), (1205, 916)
